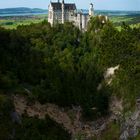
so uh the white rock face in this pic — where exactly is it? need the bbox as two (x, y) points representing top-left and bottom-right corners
(104, 65), (120, 85)
(97, 65), (120, 90)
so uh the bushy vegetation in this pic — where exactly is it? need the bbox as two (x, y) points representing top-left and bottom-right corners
(88, 18), (140, 108)
(0, 20), (111, 119)
(0, 95), (70, 140)
(0, 17), (140, 114)
(14, 115), (70, 140)
(0, 16), (140, 139)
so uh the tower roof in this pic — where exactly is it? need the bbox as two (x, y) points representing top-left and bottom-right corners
(51, 2), (61, 10)
(65, 3), (76, 10)
(51, 1), (76, 10)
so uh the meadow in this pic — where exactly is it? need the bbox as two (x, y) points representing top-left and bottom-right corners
(110, 15), (140, 26)
(109, 15), (140, 30)
(0, 14), (47, 29)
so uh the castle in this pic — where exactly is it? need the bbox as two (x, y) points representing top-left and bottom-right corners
(48, 0), (94, 31)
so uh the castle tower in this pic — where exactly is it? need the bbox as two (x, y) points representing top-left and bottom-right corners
(62, 0), (65, 24)
(89, 3), (94, 16)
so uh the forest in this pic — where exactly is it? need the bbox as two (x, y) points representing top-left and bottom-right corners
(0, 16), (140, 139)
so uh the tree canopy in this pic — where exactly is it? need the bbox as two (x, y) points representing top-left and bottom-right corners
(0, 16), (140, 139)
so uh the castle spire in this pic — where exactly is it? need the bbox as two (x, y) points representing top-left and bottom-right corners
(62, 0), (65, 24)
(89, 3), (94, 16)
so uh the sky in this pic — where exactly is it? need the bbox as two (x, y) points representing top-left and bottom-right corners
(0, 0), (140, 11)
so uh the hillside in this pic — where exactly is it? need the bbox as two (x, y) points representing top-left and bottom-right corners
(0, 17), (140, 140)
(0, 7), (48, 15)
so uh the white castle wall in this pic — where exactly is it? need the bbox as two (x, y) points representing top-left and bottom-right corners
(48, 1), (94, 31)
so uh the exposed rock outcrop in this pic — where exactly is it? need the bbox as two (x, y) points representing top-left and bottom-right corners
(13, 95), (113, 140)
(104, 65), (120, 85)
(120, 99), (140, 140)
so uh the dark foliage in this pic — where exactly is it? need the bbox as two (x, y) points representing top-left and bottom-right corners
(0, 17), (139, 123)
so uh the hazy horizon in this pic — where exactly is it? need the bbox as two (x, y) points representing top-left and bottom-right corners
(0, 7), (140, 12)
(0, 0), (140, 11)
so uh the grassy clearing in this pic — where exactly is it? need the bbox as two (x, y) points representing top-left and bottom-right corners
(110, 15), (140, 31)
(0, 14), (47, 29)
(92, 122), (120, 140)
(100, 123), (120, 140)
(110, 16), (133, 23)
(110, 15), (140, 27)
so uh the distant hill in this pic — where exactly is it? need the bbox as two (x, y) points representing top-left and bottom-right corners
(95, 10), (140, 16)
(82, 9), (140, 16)
(0, 7), (140, 17)
(0, 7), (48, 15)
